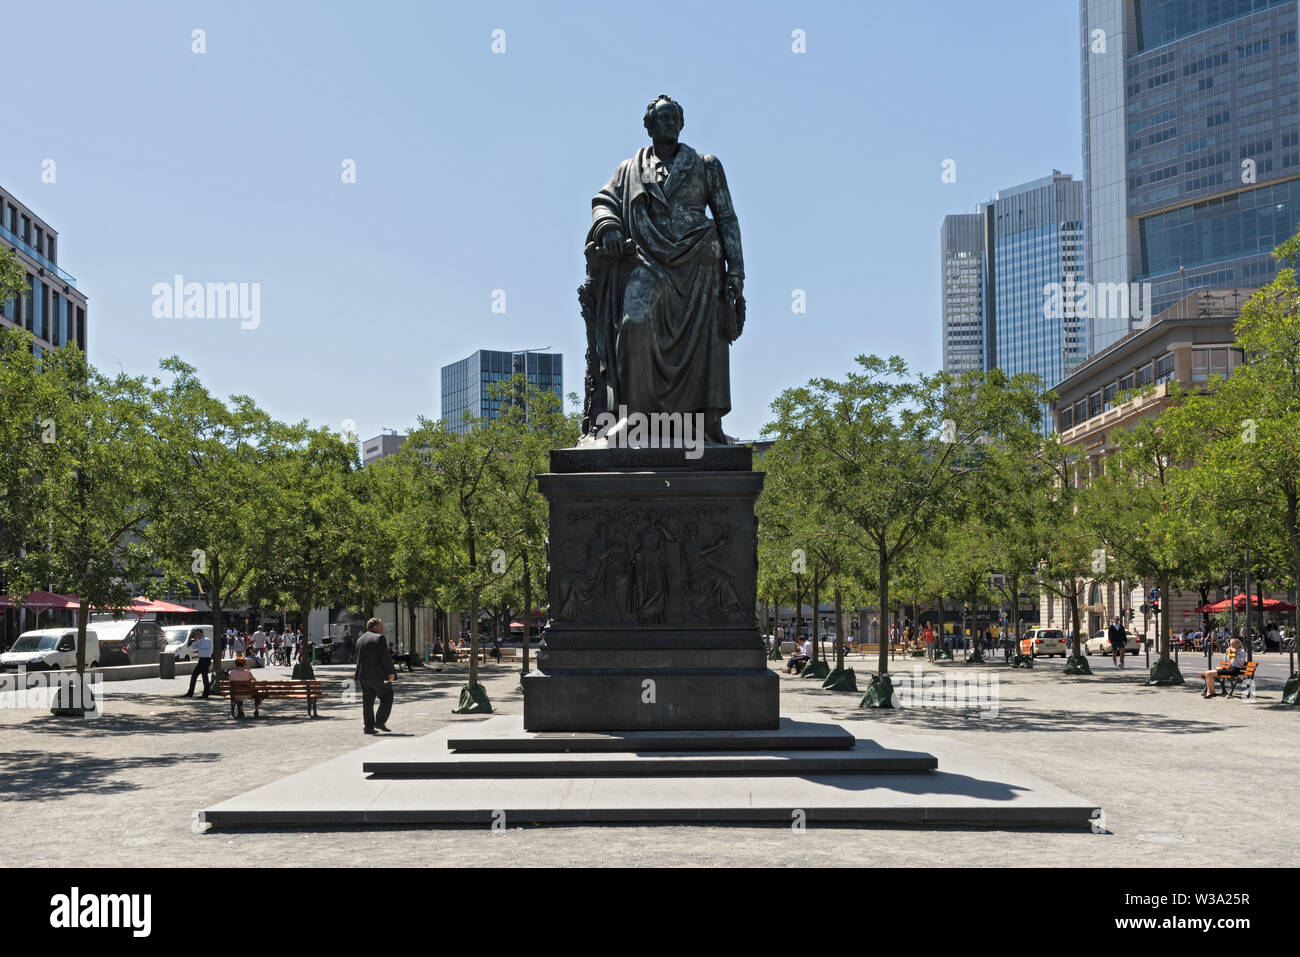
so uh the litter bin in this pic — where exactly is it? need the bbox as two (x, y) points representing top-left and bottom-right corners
(159, 651), (176, 679)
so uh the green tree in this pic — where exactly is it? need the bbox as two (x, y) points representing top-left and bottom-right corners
(478, 376), (580, 687)
(6, 350), (160, 711)
(1159, 229), (1300, 692)
(148, 359), (288, 680)
(763, 358), (1042, 706)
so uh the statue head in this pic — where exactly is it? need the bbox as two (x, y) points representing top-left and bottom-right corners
(643, 94), (684, 141)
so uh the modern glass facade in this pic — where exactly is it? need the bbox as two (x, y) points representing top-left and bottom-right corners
(982, 173), (1087, 435)
(940, 213), (985, 375)
(1082, 0), (1300, 341)
(0, 184), (87, 356)
(439, 349), (563, 435)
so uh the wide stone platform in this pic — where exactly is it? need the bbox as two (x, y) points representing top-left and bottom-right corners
(200, 714), (1099, 829)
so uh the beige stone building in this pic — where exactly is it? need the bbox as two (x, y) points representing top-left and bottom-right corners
(1040, 288), (1280, 641)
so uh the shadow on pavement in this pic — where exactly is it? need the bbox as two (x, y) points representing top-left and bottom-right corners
(1, 749), (220, 800)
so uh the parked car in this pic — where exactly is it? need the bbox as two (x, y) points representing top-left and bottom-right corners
(0, 628), (100, 671)
(162, 624), (212, 662)
(1019, 627), (1067, 658)
(1082, 629), (1141, 655)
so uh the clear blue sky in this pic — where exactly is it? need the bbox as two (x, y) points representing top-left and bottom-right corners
(4, 0), (1081, 441)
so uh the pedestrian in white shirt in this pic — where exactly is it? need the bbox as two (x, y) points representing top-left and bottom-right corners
(183, 629), (214, 697)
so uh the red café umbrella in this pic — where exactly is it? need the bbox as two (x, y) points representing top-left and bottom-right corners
(1193, 595), (1297, 614)
(0, 590), (79, 609)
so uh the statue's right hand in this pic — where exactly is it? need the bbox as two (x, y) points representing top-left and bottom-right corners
(601, 229), (625, 255)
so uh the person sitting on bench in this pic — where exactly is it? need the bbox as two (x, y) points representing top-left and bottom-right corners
(1198, 638), (1247, 698)
(785, 636), (813, 674)
(388, 643), (414, 672)
(228, 656), (263, 718)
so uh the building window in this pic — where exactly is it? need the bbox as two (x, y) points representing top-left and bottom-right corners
(1088, 391), (1103, 418)
(1119, 372), (1135, 393)
(1073, 398), (1087, 423)
(1060, 407), (1074, 430)
(1191, 346), (1236, 383)
(1136, 362), (1154, 387)
(1103, 381), (1117, 408)
(1155, 352), (1175, 383)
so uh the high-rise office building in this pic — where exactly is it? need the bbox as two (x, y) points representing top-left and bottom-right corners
(440, 349), (563, 435)
(939, 174), (1086, 433)
(0, 185), (87, 356)
(940, 213), (986, 376)
(1081, 0), (1300, 351)
(980, 172), (1087, 434)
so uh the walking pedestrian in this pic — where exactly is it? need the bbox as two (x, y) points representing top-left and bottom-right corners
(183, 628), (214, 698)
(1108, 616), (1128, 668)
(354, 618), (396, 734)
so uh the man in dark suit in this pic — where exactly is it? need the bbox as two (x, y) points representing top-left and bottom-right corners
(354, 618), (396, 734)
(1108, 616), (1128, 668)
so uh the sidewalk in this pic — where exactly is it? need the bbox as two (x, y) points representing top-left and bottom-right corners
(0, 657), (1296, 867)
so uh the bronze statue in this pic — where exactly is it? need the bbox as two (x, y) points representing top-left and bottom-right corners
(579, 94), (745, 445)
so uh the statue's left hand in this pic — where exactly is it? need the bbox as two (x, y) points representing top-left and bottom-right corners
(725, 275), (744, 300)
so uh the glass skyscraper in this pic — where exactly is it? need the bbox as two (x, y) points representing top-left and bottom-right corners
(439, 349), (563, 435)
(1081, 0), (1300, 350)
(982, 173), (1087, 434)
(940, 213), (985, 376)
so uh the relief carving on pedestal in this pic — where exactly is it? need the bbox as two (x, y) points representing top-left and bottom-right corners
(551, 505), (752, 627)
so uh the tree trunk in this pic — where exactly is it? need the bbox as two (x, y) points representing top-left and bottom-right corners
(876, 549), (890, 675)
(521, 555), (532, 678)
(811, 567), (821, 663)
(1160, 573), (1172, 664)
(833, 581), (844, 670)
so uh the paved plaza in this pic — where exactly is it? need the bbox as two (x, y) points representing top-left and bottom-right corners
(1, 652), (1296, 867)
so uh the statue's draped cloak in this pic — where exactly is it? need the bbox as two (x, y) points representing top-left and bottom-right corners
(585, 143), (741, 418)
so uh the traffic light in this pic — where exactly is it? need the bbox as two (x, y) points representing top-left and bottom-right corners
(1152, 596), (1160, 613)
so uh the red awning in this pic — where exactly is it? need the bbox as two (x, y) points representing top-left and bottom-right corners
(1193, 595), (1297, 614)
(126, 598), (199, 614)
(0, 590), (79, 610)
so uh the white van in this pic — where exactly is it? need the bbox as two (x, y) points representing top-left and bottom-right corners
(1, 628), (100, 671)
(162, 624), (212, 661)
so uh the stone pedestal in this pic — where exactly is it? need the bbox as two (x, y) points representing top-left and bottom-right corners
(522, 445), (778, 731)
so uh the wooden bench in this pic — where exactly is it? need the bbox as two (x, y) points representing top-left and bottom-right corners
(1216, 660), (1259, 698)
(218, 679), (323, 718)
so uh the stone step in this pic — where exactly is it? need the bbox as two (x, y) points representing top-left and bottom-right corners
(447, 716), (855, 753)
(200, 715), (1099, 830)
(362, 745), (938, 778)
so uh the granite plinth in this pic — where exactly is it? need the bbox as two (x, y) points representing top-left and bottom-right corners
(524, 444), (776, 732)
